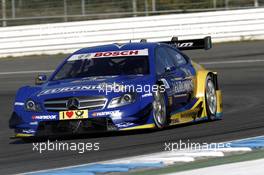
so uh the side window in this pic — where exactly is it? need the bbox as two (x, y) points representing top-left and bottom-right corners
(155, 51), (166, 75)
(155, 47), (175, 75)
(159, 47), (175, 68)
(165, 47), (188, 67)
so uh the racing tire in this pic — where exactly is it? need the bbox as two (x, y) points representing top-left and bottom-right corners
(152, 89), (168, 129)
(205, 76), (217, 120)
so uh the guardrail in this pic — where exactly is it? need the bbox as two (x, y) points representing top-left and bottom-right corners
(0, 8), (264, 57)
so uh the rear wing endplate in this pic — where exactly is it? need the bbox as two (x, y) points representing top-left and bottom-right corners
(161, 36), (212, 50)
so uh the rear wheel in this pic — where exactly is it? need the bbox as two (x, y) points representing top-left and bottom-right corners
(152, 90), (167, 129)
(205, 76), (217, 120)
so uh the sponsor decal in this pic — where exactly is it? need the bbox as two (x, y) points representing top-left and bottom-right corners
(95, 50), (140, 57)
(142, 93), (153, 98)
(30, 121), (38, 125)
(38, 85), (101, 96)
(172, 79), (193, 94)
(22, 129), (35, 134)
(110, 112), (122, 120)
(59, 110), (88, 120)
(177, 42), (194, 48)
(92, 110), (122, 120)
(67, 49), (148, 61)
(160, 78), (170, 89)
(32, 115), (57, 120)
(14, 102), (24, 106)
(116, 122), (134, 128)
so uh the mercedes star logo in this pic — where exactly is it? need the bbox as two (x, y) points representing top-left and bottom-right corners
(67, 97), (79, 110)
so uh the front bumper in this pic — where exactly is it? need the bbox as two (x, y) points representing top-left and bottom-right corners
(10, 102), (154, 138)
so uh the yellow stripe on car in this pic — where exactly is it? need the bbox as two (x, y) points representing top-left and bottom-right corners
(15, 133), (33, 137)
(120, 124), (155, 131)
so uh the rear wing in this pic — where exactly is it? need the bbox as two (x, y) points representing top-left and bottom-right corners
(160, 36), (212, 50)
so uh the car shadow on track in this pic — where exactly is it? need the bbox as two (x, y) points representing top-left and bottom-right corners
(9, 119), (220, 144)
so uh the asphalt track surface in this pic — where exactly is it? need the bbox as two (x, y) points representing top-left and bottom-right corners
(1, 41), (264, 174)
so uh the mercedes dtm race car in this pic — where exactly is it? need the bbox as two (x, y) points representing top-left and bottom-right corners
(9, 36), (223, 138)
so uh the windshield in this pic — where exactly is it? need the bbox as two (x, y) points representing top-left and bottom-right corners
(52, 56), (149, 81)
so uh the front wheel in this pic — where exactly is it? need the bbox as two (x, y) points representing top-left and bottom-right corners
(152, 90), (168, 129)
(205, 76), (217, 120)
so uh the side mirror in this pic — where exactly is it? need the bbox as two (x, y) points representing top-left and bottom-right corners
(35, 74), (47, 85)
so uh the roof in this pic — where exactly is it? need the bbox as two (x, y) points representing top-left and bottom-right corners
(73, 42), (160, 55)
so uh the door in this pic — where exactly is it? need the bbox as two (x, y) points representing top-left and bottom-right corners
(155, 46), (193, 112)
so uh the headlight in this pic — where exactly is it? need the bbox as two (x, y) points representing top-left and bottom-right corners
(25, 100), (42, 112)
(108, 93), (136, 108)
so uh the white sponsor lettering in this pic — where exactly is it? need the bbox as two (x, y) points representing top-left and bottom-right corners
(172, 80), (193, 94)
(92, 110), (122, 120)
(32, 115), (57, 120)
(14, 102), (24, 106)
(68, 49), (148, 61)
(22, 129), (35, 134)
(116, 122), (134, 128)
(30, 122), (38, 125)
(177, 42), (193, 47)
(38, 85), (101, 96)
(142, 93), (153, 98)
(92, 110), (121, 117)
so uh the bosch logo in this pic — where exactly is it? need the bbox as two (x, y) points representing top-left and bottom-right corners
(94, 50), (139, 57)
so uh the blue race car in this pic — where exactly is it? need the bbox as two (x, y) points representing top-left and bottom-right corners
(9, 36), (223, 138)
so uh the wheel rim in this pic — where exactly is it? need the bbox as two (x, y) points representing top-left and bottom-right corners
(206, 80), (217, 115)
(153, 91), (166, 126)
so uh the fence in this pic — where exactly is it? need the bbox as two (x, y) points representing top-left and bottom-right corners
(0, 7), (264, 57)
(1, 0), (264, 27)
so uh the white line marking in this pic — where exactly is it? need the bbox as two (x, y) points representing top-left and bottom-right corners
(136, 157), (195, 164)
(164, 151), (225, 157)
(20, 135), (258, 175)
(0, 70), (53, 75)
(214, 147), (252, 152)
(200, 59), (264, 65)
(166, 158), (264, 175)
(20, 147), (251, 175)
(225, 135), (264, 143)
(1, 59), (264, 76)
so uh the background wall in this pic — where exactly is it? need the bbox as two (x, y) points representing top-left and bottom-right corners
(0, 8), (264, 57)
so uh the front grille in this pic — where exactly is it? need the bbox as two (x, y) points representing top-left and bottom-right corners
(36, 117), (117, 136)
(44, 96), (107, 112)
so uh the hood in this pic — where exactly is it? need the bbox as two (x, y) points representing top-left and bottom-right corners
(30, 75), (153, 101)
